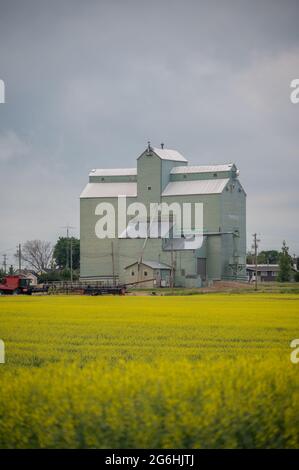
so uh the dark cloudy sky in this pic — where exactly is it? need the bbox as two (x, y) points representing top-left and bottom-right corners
(0, 0), (298, 266)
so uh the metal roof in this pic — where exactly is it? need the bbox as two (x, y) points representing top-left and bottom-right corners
(80, 182), (137, 198)
(89, 168), (137, 176)
(162, 178), (229, 196)
(152, 147), (187, 162)
(171, 164), (235, 174)
(246, 264), (279, 272)
(125, 260), (172, 270)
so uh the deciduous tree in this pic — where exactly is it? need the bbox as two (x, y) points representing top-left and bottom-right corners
(16, 240), (53, 272)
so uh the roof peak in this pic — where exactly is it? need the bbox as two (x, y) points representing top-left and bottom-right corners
(152, 147), (187, 162)
(138, 145), (187, 162)
(125, 259), (172, 270)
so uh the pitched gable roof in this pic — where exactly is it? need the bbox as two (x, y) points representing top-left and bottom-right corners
(138, 146), (187, 162)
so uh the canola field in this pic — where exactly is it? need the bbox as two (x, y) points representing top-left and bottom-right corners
(0, 293), (298, 448)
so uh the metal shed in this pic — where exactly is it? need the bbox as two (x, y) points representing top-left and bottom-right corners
(124, 260), (172, 288)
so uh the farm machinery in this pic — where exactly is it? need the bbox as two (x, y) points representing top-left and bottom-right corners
(0, 275), (49, 295)
(0, 275), (33, 295)
(0, 275), (153, 296)
(81, 277), (157, 295)
(82, 285), (126, 295)
(0, 275), (127, 296)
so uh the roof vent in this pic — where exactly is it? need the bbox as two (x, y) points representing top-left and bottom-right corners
(161, 142), (164, 149)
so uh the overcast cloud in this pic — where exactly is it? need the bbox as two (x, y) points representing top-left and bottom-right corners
(0, 0), (298, 265)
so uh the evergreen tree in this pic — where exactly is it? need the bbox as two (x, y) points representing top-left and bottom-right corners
(53, 237), (80, 270)
(278, 241), (292, 282)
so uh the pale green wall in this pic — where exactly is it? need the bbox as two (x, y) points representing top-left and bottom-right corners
(170, 171), (231, 181)
(161, 160), (186, 189)
(80, 152), (246, 285)
(89, 174), (136, 183)
(137, 153), (161, 206)
(220, 180), (247, 279)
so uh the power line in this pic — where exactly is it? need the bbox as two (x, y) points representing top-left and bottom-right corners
(0, 247), (15, 254)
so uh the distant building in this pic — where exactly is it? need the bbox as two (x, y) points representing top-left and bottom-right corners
(80, 144), (246, 287)
(15, 269), (38, 286)
(246, 264), (297, 282)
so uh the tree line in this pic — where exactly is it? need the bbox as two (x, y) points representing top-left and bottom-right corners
(0, 238), (80, 283)
(1, 238), (298, 284)
(247, 241), (299, 282)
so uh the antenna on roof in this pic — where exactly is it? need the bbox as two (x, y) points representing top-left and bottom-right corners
(146, 141), (152, 156)
(161, 142), (164, 149)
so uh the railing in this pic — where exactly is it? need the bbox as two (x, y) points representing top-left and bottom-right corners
(35, 279), (121, 295)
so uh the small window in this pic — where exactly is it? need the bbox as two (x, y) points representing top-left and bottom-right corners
(183, 174), (187, 179)
(131, 271), (135, 276)
(147, 186), (151, 190)
(213, 173), (217, 177)
(144, 271), (148, 276)
(101, 177), (105, 181)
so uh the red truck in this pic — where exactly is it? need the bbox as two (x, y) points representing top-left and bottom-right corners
(0, 275), (33, 295)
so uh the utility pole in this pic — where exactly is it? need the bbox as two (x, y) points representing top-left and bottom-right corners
(16, 244), (22, 272)
(252, 233), (260, 291)
(111, 241), (115, 286)
(2, 254), (7, 274)
(19, 244), (21, 272)
(61, 225), (75, 280)
(70, 238), (73, 283)
(170, 239), (174, 289)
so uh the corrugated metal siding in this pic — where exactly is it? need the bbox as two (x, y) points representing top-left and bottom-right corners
(162, 179), (229, 196)
(89, 168), (137, 176)
(80, 182), (137, 198)
(152, 147), (187, 162)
